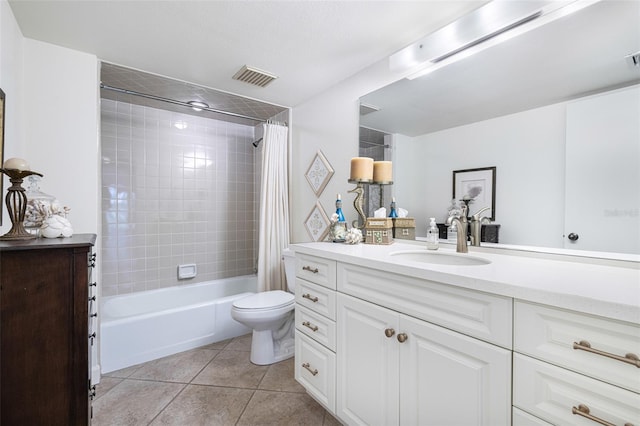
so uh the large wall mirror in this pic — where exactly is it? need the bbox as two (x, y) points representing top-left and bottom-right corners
(360, 0), (640, 256)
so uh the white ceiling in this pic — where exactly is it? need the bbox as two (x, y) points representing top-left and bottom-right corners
(8, 0), (484, 107)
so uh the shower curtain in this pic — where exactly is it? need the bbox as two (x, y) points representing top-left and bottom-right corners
(257, 122), (290, 292)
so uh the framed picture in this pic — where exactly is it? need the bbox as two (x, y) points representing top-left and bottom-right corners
(453, 166), (496, 220)
(304, 201), (331, 242)
(305, 150), (334, 196)
(0, 88), (5, 226)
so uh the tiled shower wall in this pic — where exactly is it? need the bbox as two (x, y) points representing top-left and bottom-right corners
(100, 99), (258, 296)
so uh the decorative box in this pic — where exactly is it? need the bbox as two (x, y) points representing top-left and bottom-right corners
(393, 218), (416, 240)
(481, 224), (501, 243)
(364, 218), (394, 245)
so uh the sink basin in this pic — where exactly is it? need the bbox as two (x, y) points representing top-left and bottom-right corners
(389, 250), (491, 266)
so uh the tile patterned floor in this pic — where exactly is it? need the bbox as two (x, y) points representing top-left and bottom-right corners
(94, 334), (341, 426)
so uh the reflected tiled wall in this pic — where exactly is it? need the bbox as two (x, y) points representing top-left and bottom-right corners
(100, 99), (257, 296)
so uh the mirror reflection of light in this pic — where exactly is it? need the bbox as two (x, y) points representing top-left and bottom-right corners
(174, 120), (188, 130)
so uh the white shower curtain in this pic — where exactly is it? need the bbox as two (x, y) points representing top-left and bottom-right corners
(257, 122), (290, 292)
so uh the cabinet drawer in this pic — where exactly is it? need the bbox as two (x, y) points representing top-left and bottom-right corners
(514, 301), (640, 393)
(513, 353), (640, 426)
(295, 331), (336, 412)
(338, 263), (512, 348)
(296, 254), (336, 290)
(513, 408), (553, 426)
(296, 279), (336, 320)
(295, 305), (336, 351)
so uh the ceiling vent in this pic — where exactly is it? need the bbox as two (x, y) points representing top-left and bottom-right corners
(233, 65), (277, 88)
(360, 103), (380, 115)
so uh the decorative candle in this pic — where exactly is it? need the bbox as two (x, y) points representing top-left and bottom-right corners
(373, 161), (392, 182)
(3, 157), (31, 171)
(350, 157), (374, 181)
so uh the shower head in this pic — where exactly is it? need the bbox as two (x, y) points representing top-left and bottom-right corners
(252, 138), (263, 148)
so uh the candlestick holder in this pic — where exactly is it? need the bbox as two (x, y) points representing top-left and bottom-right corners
(348, 179), (393, 229)
(0, 168), (44, 240)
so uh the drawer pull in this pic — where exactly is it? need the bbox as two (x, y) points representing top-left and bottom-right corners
(573, 340), (640, 368)
(384, 328), (395, 338)
(302, 293), (319, 303)
(302, 321), (319, 332)
(302, 362), (318, 376)
(302, 266), (319, 274)
(397, 333), (408, 343)
(572, 403), (634, 426)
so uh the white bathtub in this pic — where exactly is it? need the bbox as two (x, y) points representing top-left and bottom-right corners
(100, 275), (256, 373)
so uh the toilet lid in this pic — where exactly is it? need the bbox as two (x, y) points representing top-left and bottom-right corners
(233, 290), (294, 310)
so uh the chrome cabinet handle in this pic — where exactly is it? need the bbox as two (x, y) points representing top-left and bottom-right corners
(572, 403), (634, 426)
(573, 340), (640, 368)
(302, 265), (319, 274)
(302, 293), (319, 303)
(397, 333), (408, 343)
(302, 321), (318, 332)
(384, 328), (395, 338)
(568, 233), (579, 241)
(302, 362), (318, 376)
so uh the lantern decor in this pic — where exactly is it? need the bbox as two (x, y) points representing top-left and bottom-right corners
(0, 158), (43, 240)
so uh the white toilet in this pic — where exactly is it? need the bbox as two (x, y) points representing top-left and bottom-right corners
(231, 249), (296, 365)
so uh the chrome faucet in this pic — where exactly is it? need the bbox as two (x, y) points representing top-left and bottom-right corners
(446, 204), (468, 253)
(469, 207), (491, 247)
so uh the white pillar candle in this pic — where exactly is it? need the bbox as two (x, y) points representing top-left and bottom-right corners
(3, 157), (30, 171)
(373, 161), (392, 182)
(350, 157), (374, 181)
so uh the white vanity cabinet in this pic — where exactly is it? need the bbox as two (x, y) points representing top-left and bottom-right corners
(294, 254), (337, 413)
(337, 292), (512, 426)
(513, 301), (640, 425)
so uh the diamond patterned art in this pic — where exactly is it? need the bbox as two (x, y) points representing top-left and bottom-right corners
(304, 201), (330, 242)
(305, 150), (334, 196)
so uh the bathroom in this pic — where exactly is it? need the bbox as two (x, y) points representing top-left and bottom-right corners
(1, 0), (639, 425)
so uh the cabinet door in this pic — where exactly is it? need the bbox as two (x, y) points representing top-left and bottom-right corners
(337, 293), (399, 426)
(400, 314), (512, 426)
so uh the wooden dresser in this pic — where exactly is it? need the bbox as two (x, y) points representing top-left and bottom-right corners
(0, 234), (96, 425)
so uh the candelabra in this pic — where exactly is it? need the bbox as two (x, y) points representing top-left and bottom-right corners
(0, 168), (44, 240)
(347, 178), (393, 229)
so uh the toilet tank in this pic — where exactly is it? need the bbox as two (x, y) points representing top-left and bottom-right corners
(282, 249), (296, 294)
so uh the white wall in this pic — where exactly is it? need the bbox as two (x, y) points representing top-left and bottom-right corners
(22, 39), (100, 236)
(396, 103), (566, 247)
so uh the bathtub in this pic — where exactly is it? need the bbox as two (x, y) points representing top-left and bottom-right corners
(100, 275), (256, 373)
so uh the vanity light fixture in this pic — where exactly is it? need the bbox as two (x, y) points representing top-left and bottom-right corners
(394, 0), (598, 80)
(187, 101), (209, 112)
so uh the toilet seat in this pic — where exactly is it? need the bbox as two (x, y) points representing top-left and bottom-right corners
(233, 290), (294, 311)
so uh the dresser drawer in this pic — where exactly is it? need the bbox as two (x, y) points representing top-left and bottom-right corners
(296, 254), (336, 290)
(295, 305), (336, 351)
(295, 331), (335, 412)
(513, 353), (640, 426)
(296, 279), (336, 320)
(513, 407), (553, 426)
(514, 301), (640, 393)
(338, 262), (512, 348)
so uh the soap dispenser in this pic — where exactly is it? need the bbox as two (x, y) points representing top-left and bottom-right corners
(426, 218), (439, 250)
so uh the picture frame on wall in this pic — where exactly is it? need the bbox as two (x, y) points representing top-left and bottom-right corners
(0, 88), (5, 226)
(453, 166), (496, 221)
(304, 150), (334, 196)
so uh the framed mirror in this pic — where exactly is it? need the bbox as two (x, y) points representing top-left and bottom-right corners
(360, 1), (640, 255)
(0, 88), (4, 226)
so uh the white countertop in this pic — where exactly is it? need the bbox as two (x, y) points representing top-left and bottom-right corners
(292, 241), (640, 324)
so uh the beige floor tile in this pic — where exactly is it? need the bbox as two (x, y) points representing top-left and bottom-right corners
(150, 385), (253, 426)
(323, 412), (344, 426)
(94, 376), (123, 400)
(192, 349), (268, 388)
(223, 333), (252, 352)
(103, 363), (143, 378)
(92, 379), (184, 426)
(259, 357), (305, 393)
(237, 390), (326, 426)
(130, 348), (218, 383)
(198, 337), (232, 350)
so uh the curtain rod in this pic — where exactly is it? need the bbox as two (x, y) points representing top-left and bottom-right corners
(100, 83), (268, 123)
